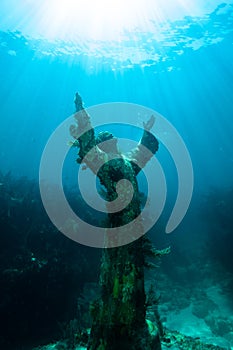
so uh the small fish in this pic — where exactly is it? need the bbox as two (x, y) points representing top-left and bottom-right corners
(10, 196), (24, 203)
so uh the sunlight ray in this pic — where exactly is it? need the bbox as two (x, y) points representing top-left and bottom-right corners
(0, 0), (226, 41)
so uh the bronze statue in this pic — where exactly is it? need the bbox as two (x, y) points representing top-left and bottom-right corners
(70, 92), (161, 350)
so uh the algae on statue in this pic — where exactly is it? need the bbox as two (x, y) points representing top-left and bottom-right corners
(70, 93), (161, 350)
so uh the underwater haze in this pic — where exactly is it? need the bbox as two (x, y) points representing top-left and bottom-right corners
(0, 1), (232, 189)
(0, 1), (233, 349)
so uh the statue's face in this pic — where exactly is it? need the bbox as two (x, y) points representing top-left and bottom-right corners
(98, 138), (118, 154)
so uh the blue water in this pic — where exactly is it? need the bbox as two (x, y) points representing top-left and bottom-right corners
(0, 3), (233, 190)
(0, 1), (233, 349)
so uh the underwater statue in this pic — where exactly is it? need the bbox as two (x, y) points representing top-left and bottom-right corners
(70, 93), (161, 350)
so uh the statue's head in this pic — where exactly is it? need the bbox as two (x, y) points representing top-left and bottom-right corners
(96, 131), (118, 153)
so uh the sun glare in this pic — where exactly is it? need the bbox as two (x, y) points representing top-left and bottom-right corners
(39, 0), (148, 40)
(1, 0), (218, 42)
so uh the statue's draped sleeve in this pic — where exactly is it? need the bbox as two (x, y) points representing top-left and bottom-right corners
(69, 109), (106, 174)
(126, 130), (159, 175)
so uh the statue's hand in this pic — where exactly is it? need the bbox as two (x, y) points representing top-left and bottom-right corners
(74, 92), (84, 112)
(143, 115), (155, 131)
